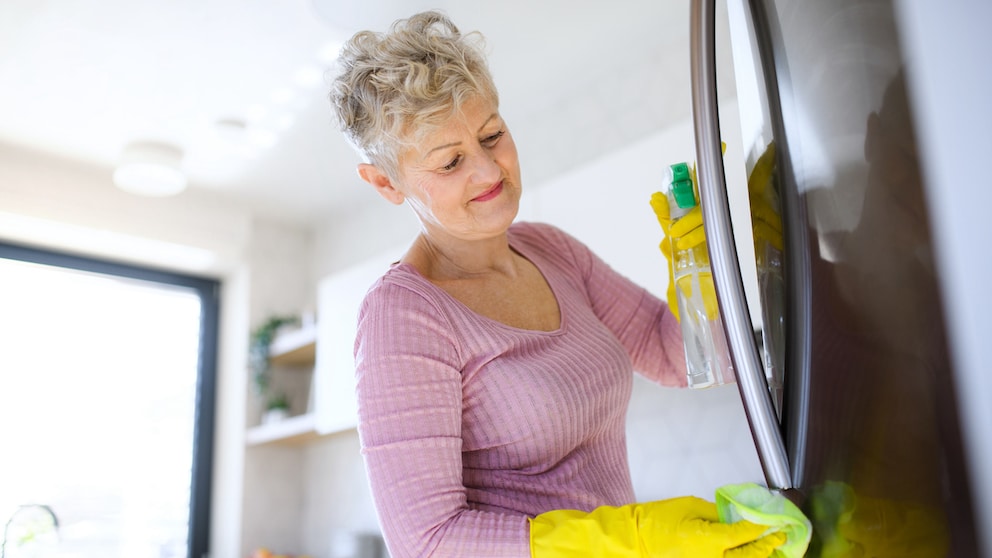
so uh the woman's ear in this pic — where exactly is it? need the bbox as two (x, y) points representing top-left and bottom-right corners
(358, 163), (405, 205)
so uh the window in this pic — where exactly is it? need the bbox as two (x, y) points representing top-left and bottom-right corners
(0, 242), (218, 558)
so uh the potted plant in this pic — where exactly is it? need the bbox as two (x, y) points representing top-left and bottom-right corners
(262, 393), (291, 424)
(249, 315), (299, 396)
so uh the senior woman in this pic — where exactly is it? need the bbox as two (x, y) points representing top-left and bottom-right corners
(328, 11), (785, 558)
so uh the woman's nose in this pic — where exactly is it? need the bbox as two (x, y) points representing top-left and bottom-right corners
(467, 150), (501, 184)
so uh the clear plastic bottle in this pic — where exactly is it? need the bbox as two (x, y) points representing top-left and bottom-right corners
(664, 162), (735, 388)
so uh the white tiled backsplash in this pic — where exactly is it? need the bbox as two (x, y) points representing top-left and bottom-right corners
(626, 375), (764, 502)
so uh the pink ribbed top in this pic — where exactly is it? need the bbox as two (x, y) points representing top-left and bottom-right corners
(354, 222), (687, 557)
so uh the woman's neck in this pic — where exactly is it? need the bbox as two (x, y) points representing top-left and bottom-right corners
(404, 231), (519, 282)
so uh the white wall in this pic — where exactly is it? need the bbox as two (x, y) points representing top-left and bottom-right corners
(0, 144), (252, 275)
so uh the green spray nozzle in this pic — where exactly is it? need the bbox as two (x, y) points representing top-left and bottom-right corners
(667, 162), (697, 210)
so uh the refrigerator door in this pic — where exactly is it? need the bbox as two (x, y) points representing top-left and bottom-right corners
(693, 0), (981, 554)
(689, 0), (792, 492)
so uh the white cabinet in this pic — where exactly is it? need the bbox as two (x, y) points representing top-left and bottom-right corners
(314, 253), (396, 435)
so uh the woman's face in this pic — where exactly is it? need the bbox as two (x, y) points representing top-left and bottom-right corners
(391, 95), (521, 242)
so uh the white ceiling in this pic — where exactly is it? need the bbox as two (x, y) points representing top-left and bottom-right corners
(0, 0), (715, 226)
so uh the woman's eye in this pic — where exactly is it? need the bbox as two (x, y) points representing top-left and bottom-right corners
(441, 155), (462, 172)
(482, 130), (505, 147)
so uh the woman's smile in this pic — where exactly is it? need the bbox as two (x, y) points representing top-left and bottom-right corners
(471, 181), (504, 203)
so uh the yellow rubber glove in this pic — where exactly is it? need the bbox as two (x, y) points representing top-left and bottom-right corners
(650, 148), (719, 321)
(530, 497), (787, 558)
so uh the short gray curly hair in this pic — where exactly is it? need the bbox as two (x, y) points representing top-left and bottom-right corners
(328, 11), (499, 180)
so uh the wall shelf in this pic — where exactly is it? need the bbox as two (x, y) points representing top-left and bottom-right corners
(268, 323), (316, 367)
(246, 413), (319, 446)
(246, 323), (319, 446)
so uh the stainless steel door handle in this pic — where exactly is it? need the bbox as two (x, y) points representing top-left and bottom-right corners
(689, 0), (792, 490)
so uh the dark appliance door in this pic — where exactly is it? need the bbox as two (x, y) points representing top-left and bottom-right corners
(689, 0), (980, 555)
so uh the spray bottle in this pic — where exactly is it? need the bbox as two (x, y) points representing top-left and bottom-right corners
(663, 161), (735, 388)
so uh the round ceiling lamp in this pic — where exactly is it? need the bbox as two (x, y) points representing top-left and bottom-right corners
(113, 141), (188, 197)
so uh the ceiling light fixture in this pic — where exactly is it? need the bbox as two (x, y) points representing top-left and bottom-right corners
(113, 141), (188, 197)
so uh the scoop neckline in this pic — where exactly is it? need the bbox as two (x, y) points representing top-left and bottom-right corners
(388, 238), (566, 336)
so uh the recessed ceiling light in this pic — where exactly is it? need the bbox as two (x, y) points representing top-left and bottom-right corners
(113, 141), (187, 197)
(206, 118), (256, 158)
(214, 118), (248, 142)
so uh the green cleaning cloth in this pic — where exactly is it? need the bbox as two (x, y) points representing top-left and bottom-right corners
(715, 482), (812, 558)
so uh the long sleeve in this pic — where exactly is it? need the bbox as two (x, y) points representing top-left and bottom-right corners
(355, 281), (532, 557)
